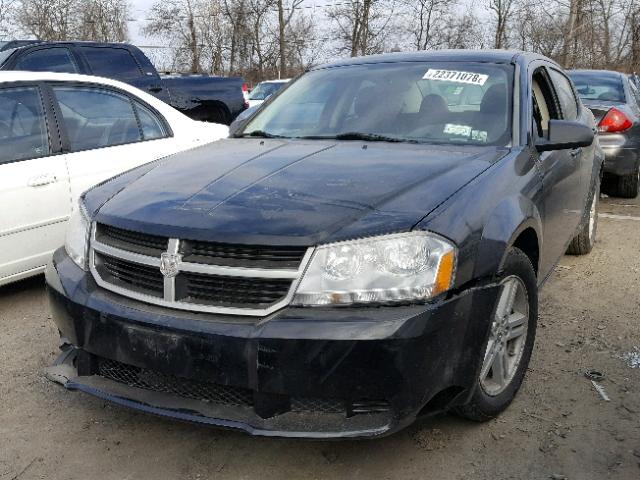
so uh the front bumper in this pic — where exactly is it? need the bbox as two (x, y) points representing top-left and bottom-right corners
(46, 248), (500, 439)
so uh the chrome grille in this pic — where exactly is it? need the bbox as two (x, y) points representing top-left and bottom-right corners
(178, 272), (292, 309)
(96, 252), (164, 297)
(90, 223), (314, 316)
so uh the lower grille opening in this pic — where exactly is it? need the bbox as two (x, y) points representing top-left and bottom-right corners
(98, 358), (254, 407)
(95, 358), (381, 417)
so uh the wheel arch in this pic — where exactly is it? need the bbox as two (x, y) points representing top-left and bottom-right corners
(474, 195), (543, 282)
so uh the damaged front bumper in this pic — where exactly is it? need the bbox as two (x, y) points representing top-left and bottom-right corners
(46, 248), (500, 439)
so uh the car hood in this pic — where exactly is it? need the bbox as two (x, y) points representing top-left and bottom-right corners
(93, 139), (507, 246)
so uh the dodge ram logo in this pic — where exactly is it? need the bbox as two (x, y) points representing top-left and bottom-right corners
(160, 252), (181, 278)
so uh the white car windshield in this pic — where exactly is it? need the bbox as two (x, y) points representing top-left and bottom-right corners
(242, 61), (513, 146)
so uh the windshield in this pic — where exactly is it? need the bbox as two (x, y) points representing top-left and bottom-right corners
(249, 81), (287, 101)
(242, 62), (513, 146)
(568, 71), (625, 103)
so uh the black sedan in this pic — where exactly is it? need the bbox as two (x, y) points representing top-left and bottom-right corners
(45, 50), (602, 438)
(569, 69), (640, 197)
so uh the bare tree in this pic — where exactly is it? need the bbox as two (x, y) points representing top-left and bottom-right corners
(77, 0), (129, 42)
(275, 0), (303, 77)
(0, 0), (16, 39)
(328, 0), (396, 57)
(488, 0), (517, 49)
(17, 0), (128, 41)
(144, 0), (205, 73)
(18, 0), (78, 40)
(402, 0), (457, 50)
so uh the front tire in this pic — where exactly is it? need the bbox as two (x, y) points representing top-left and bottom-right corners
(455, 247), (537, 421)
(567, 177), (600, 255)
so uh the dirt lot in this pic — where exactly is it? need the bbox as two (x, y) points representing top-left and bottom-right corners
(1, 195), (639, 480)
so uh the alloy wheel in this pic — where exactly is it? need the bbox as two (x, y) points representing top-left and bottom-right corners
(480, 275), (529, 396)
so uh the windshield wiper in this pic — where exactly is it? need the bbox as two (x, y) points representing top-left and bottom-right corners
(332, 132), (416, 143)
(241, 130), (288, 139)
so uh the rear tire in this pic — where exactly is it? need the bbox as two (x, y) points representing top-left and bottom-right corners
(614, 167), (640, 198)
(567, 177), (600, 255)
(455, 247), (537, 422)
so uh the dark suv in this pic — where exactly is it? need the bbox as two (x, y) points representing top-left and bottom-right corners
(46, 50), (603, 438)
(0, 41), (247, 124)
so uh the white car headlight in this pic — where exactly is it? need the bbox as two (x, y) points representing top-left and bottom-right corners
(65, 200), (91, 270)
(292, 232), (456, 306)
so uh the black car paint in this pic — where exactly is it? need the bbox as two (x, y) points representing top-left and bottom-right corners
(46, 50), (603, 438)
(568, 69), (640, 177)
(0, 41), (246, 124)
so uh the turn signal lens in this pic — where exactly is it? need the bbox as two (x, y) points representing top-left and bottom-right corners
(598, 107), (632, 133)
(433, 250), (456, 295)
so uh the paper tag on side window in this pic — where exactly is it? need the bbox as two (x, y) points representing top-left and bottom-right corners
(423, 69), (488, 86)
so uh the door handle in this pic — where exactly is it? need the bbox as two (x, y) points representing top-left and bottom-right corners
(148, 84), (163, 93)
(570, 148), (582, 159)
(27, 173), (57, 187)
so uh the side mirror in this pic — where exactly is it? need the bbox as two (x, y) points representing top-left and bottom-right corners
(229, 105), (260, 137)
(536, 119), (595, 152)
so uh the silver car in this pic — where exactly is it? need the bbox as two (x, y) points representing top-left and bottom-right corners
(569, 69), (640, 197)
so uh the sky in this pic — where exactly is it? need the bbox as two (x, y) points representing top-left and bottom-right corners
(127, 0), (158, 45)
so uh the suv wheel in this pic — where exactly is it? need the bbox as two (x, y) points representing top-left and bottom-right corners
(455, 247), (537, 421)
(567, 177), (600, 255)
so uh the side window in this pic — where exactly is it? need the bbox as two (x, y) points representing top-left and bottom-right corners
(79, 47), (143, 82)
(0, 87), (49, 164)
(531, 68), (560, 138)
(52, 86), (142, 152)
(135, 102), (168, 140)
(549, 69), (579, 120)
(14, 48), (78, 73)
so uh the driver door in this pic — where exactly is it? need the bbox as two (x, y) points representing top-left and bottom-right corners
(531, 66), (583, 277)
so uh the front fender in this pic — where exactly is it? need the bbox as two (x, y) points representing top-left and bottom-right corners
(473, 195), (542, 282)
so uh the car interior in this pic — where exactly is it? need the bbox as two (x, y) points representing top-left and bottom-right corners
(0, 87), (49, 163)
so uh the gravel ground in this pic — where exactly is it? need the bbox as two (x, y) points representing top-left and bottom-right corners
(1, 195), (639, 480)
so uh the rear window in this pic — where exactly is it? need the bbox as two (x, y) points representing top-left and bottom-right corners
(244, 62), (514, 146)
(568, 71), (625, 103)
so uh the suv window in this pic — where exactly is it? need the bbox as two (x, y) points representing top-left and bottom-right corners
(0, 87), (49, 164)
(79, 47), (143, 82)
(549, 69), (579, 120)
(14, 47), (78, 73)
(53, 86), (142, 151)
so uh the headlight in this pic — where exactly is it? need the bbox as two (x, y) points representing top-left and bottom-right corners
(65, 200), (91, 270)
(292, 232), (456, 306)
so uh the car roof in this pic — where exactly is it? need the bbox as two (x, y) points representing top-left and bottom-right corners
(0, 70), (139, 89)
(568, 69), (624, 78)
(260, 79), (290, 83)
(314, 49), (554, 70)
(7, 40), (131, 50)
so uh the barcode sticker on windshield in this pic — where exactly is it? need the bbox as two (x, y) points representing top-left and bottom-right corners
(423, 69), (488, 86)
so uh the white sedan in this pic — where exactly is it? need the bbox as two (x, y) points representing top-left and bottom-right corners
(247, 79), (290, 108)
(0, 71), (228, 287)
